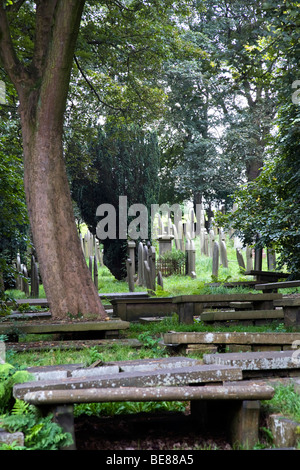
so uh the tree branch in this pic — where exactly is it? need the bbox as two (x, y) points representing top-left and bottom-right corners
(0, 3), (28, 92)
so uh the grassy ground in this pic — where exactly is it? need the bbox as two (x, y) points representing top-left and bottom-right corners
(2, 234), (300, 449)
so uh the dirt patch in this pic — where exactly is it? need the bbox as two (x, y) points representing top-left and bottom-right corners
(74, 411), (234, 451)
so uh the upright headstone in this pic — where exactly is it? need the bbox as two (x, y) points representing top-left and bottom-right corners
(30, 255), (39, 298)
(157, 234), (174, 256)
(209, 230), (215, 257)
(137, 242), (144, 286)
(267, 248), (276, 271)
(254, 247), (263, 271)
(173, 224), (180, 250)
(236, 248), (246, 271)
(93, 255), (98, 290)
(21, 265), (30, 296)
(89, 256), (93, 276)
(220, 240), (228, 268)
(143, 260), (153, 292)
(127, 241), (136, 276)
(157, 271), (164, 290)
(212, 241), (219, 278)
(149, 246), (156, 291)
(246, 245), (253, 271)
(126, 258), (135, 292)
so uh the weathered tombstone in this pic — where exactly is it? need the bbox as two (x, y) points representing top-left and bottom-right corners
(157, 271), (164, 290)
(209, 229), (215, 257)
(30, 255), (39, 298)
(236, 248), (246, 271)
(212, 241), (219, 278)
(157, 234), (174, 256)
(89, 256), (93, 276)
(143, 260), (153, 292)
(126, 258), (135, 292)
(15, 254), (22, 290)
(220, 240), (228, 268)
(203, 232), (209, 256)
(246, 245), (253, 271)
(254, 247), (263, 271)
(93, 255), (98, 290)
(267, 248), (276, 271)
(142, 245), (149, 284)
(177, 221), (184, 251)
(173, 224), (180, 250)
(149, 246), (156, 291)
(21, 265), (30, 296)
(137, 242), (144, 286)
(186, 240), (196, 277)
(127, 241), (136, 276)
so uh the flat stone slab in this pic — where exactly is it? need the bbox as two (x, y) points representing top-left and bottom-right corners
(23, 384), (275, 406)
(0, 319), (130, 335)
(201, 309), (284, 322)
(203, 350), (300, 371)
(172, 293), (283, 303)
(274, 298), (300, 307)
(26, 357), (200, 380)
(14, 363), (243, 400)
(164, 332), (300, 346)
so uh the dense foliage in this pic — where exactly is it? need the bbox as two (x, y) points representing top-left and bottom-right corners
(69, 124), (160, 279)
(217, 0), (300, 275)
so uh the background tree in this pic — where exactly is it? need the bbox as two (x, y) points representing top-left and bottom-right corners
(218, 0), (300, 276)
(69, 123), (160, 280)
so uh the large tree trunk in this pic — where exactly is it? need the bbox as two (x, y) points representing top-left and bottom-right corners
(0, 0), (106, 320)
(20, 117), (105, 320)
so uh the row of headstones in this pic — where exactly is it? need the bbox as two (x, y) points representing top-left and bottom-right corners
(15, 254), (39, 298)
(126, 241), (164, 293)
(80, 229), (103, 266)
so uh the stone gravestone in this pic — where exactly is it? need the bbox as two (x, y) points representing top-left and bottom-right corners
(157, 234), (174, 256)
(236, 248), (246, 272)
(21, 265), (30, 296)
(186, 240), (196, 278)
(148, 246), (156, 291)
(157, 271), (164, 290)
(126, 258), (135, 292)
(267, 248), (276, 271)
(212, 241), (219, 278)
(89, 256), (93, 276)
(246, 246), (253, 271)
(30, 255), (39, 298)
(220, 240), (228, 268)
(137, 242), (144, 286)
(143, 259), (153, 292)
(209, 230), (215, 257)
(93, 256), (98, 289)
(127, 241), (136, 276)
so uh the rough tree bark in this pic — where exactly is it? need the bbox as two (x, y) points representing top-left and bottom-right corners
(0, 0), (106, 320)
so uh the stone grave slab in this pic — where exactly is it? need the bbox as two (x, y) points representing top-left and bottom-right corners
(14, 360), (243, 400)
(203, 350), (300, 379)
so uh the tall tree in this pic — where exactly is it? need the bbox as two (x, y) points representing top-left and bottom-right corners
(69, 123), (160, 280)
(0, 0), (106, 320)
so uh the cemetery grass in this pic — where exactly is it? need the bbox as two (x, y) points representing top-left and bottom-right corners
(3, 244), (300, 450)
